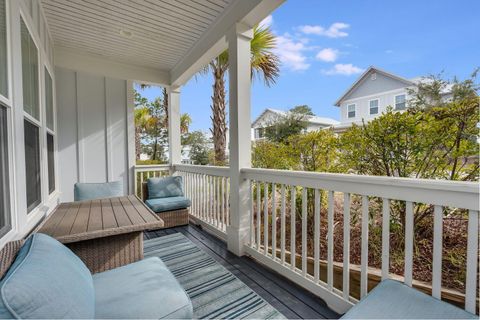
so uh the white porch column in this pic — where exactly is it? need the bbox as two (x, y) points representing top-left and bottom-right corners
(168, 87), (181, 173)
(226, 24), (253, 256)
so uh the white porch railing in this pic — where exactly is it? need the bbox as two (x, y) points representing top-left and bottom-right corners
(133, 164), (171, 199)
(241, 168), (479, 314)
(175, 164), (230, 239)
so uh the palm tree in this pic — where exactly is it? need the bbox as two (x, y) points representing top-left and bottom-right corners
(206, 24), (280, 164)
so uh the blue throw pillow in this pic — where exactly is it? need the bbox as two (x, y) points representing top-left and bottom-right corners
(74, 181), (123, 201)
(0, 234), (95, 319)
(147, 176), (184, 199)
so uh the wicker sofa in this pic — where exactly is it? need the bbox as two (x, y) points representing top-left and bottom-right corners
(142, 176), (190, 228)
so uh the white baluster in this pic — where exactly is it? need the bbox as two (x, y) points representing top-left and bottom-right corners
(250, 181), (254, 246)
(327, 190), (334, 290)
(381, 198), (390, 280)
(291, 186), (296, 270)
(343, 193), (351, 300)
(314, 189), (320, 283)
(432, 205), (443, 299)
(404, 201), (414, 287)
(272, 183), (277, 260)
(465, 210), (479, 313)
(281, 185), (286, 265)
(360, 195), (369, 298)
(302, 187), (307, 277)
(256, 181), (261, 251)
(264, 182), (269, 256)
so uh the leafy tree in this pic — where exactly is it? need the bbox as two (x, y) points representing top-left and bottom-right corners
(290, 105), (314, 115)
(252, 141), (296, 169)
(183, 131), (211, 165)
(264, 106), (313, 143)
(203, 24), (280, 165)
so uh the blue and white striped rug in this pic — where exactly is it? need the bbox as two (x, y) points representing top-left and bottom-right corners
(144, 233), (285, 319)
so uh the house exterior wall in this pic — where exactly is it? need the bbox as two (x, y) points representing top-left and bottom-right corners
(56, 67), (133, 202)
(0, 0), (57, 246)
(339, 88), (409, 123)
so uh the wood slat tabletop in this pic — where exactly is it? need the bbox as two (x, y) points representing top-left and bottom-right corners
(39, 196), (164, 243)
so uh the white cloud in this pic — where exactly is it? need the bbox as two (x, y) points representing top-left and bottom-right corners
(259, 15), (273, 29)
(273, 34), (310, 71)
(323, 63), (364, 75)
(385, 49), (394, 54)
(316, 48), (339, 62)
(299, 22), (350, 38)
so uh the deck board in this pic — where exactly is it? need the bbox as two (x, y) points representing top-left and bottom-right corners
(145, 224), (340, 319)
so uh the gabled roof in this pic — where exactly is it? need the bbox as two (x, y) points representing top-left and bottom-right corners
(334, 66), (415, 106)
(252, 108), (339, 128)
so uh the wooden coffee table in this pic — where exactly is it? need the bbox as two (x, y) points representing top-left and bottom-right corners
(38, 195), (164, 273)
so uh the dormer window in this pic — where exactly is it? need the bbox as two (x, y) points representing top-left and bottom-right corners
(347, 104), (356, 118)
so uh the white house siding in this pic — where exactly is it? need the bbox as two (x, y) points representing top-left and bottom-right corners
(56, 67), (133, 202)
(340, 88), (408, 123)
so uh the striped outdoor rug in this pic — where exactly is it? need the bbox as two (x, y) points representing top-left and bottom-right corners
(144, 233), (285, 319)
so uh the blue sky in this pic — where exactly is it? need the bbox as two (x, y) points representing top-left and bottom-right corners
(138, 0), (480, 132)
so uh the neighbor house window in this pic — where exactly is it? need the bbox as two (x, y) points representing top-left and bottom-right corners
(21, 19), (41, 212)
(347, 104), (356, 118)
(0, 0), (7, 98)
(0, 104), (11, 237)
(395, 94), (406, 110)
(369, 99), (379, 115)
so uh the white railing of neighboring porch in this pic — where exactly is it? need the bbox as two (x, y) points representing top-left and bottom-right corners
(175, 164), (230, 239)
(241, 168), (479, 314)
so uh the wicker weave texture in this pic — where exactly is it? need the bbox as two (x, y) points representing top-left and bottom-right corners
(0, 239), (25, 279)
(158, 208), (189, 228)
(66, 232), (143, 274)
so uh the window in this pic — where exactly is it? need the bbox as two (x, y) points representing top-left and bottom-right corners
(47, 133), (55, 194)
(347, 104), (356, 118)
(395, 94), (406, 110)
(369, 99), (379, 115)
(0, 0), (7, 98)
(24, 120), (41, 212)
(45, 68), (54, 130)
(21, 18), (39, 120)
(0, 104), (11, 237)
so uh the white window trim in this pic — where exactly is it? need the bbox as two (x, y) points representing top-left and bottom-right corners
(394, 93), (407, 110)
(347, 103), (356, 119)
(369, 98), (379, 115)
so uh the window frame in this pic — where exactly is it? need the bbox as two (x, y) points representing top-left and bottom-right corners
(44, 64), (56, 196)
(20, 12), (43, 214)
(394, 94), (407, 110)
(369, 99), (379, 115)
(347, 103), (356, 119)
(0, 0), (12, 105)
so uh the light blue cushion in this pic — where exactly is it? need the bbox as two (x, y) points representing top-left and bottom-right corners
(0, 233), (95, 319)
(145, 196), (191, 213)
(74, 181), (123, 201)
(93, 257), (192, 319)
(147, 176), (184, 199)
(341, 279), (476, 319)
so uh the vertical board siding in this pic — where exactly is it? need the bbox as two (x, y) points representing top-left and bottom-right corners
(56, 67), (130, 202)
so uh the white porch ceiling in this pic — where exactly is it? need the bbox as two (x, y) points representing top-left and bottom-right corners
(41, 0), (232, 72)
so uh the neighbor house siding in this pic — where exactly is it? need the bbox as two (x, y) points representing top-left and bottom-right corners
(344, 71), (410, 100)
(56, 67), (132, 202)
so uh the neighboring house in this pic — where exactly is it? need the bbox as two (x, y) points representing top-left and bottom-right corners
(251, 108), (339, 141)
(332, 66), (453, 132)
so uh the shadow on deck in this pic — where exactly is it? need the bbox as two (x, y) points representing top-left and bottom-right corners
(145, 224), (340, 319)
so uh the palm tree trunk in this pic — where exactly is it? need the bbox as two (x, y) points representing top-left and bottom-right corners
(211, 66), (227, 165)
(163, 87), (169, 128)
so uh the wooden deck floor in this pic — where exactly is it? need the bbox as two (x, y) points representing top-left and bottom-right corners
(144, 224), (339, 319)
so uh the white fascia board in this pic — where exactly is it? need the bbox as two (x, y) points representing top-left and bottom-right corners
(54, 47), (170, 85)
(170, 0), (284, 87)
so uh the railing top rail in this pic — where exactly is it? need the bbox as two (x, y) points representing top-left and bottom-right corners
(242, 168), (479, 211)
(174, 164), (230, 177)
(134, 164), (171, 169)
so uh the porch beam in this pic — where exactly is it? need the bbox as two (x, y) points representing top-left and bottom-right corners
(168, 87), (181, 170)
(226, 24), (254, 256)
